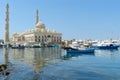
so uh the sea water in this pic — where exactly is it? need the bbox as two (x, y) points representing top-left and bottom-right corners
(0, 47), (120, 80)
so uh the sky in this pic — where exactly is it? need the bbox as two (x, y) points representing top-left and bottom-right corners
(0, 0), (120, 40)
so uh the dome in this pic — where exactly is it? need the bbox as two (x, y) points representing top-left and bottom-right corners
(13, 32), (19, 36)
(41, 29), (46, 33)
(36, 21), (45, 29)
(13, 32), (20, 37)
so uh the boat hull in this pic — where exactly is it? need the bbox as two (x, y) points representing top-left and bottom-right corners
(11, 46), (25, 49)
(67, 49), (95, 53)
(92, 45), (119, 50)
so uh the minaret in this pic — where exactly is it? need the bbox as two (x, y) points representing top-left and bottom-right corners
(36, 9), (39, 24)
(4, 3), (9, 43)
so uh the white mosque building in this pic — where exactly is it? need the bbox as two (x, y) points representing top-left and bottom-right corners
(10, 9), (62, 44)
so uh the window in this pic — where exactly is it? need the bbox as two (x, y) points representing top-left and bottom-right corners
(35, 39), (37, 42)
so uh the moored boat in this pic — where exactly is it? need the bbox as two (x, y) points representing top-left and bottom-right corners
(11, 44), (25, 49)
(66, 41), (95, 53)
(94, 45), (119, 49)
(92, 41), (119, 50)
(67, 48), (95, 53)
(11, 46), (25, 49)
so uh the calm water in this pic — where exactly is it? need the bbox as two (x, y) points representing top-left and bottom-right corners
(0, 47), (120, 80)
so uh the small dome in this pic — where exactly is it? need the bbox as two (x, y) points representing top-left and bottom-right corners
(36, 21), (45, 29)
(13, 32), (19, 36)
(13, 32), (19, 37)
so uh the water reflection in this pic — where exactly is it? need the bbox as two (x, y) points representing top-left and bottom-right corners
(12, 49), (25, 60)
(62, 52), (95, 60)
(96, 48), (118, 52)
(95, 49), (119, 55)
(11, 48), (62, 73)
(95, 49), (120, 61)
(3, 48), (9, 65)
(0, 48), (11, 77)
(1, 48), (120, 80)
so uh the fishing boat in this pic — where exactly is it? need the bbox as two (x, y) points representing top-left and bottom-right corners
(66, 48), (95, 53)
(67, 41), (95, 53)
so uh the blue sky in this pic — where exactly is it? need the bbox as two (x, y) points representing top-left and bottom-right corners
(0, 0), (120, 40)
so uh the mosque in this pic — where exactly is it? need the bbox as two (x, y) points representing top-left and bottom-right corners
(9, 9), (62, 44)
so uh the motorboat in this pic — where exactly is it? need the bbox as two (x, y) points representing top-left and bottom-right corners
(92, 41), (119, 50)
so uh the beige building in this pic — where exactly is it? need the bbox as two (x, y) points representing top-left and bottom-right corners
(11, 10), (62, 44)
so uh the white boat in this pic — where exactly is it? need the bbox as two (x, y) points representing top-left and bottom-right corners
(92, 40), (119, 49)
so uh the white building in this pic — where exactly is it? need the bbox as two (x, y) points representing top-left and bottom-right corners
(11, 9), (62, 44)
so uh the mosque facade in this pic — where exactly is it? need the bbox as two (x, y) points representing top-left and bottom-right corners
(10, 9), (62, 44)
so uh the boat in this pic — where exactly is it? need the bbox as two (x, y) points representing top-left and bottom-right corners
(94, 45), (119, 49)
(31, 44), (42, 48)
(92, 41), (119, 50)
(66, 41), (95, 53)
(11, 44), (25, 49)
(11, 46), (25, 49)
(66, 48), (95, 53)
(62, 46), (74, 50)
(0, 44), (3, 48)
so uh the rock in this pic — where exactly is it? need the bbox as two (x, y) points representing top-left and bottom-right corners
(0, 64), (7, 72)
(2, 71), (10, 76)
(0, 64), (10, 76)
